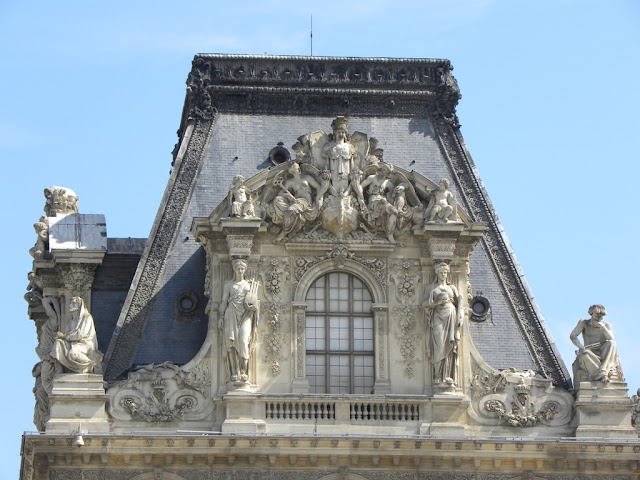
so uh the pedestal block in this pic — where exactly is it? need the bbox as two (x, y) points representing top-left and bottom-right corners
(45, 373), (109, 434)
(420, 393), (471, 437)
(221, 391), (266, 434)
(574, 381), (636, 439)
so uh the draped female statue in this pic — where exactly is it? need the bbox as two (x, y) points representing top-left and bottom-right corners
(423, 262), (464, 386)
(219, 258), (260, 384)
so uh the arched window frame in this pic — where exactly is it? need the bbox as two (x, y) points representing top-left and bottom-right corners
(292, 258), (390, 394)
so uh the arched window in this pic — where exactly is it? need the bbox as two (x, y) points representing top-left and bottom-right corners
(305, 272), (374, 394)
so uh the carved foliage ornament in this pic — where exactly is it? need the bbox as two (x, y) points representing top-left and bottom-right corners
(258, 257), (290, 377)
(394, 305), (418, 378)
(391, 259), (420, 304)
(261, 301), (287, 377)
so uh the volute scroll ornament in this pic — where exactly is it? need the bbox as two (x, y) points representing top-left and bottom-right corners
(107, 361), (211, 422)
(469, 364), (574, 428)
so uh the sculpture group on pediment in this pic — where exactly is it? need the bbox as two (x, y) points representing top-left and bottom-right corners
(570, 304), (624, 384)
(219, 258), (260, 385)
(262, 162), (332, 242)
(223, 117), (461, 243)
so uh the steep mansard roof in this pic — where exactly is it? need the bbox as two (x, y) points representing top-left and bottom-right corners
(102, 54), (570, 389)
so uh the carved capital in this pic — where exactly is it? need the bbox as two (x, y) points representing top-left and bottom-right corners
(58, 264), (97, 300)
(226, 234), (254, 258)
(426, 237), (456, 260)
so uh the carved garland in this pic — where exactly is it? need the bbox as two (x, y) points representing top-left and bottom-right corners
(104, 118), (214, 381)
(261, 301), (287, 377)
(433, 123), (569, 389)
(394, 305), (418, 378)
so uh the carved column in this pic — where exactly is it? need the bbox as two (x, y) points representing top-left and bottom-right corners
(291, 302), (309, 393)
(372, 303), (391, 394)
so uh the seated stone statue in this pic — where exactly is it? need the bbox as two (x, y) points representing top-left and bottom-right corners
(570, 304), (623, 383)
(425, 178), (457, 223)
(228, 175), (255, 218)
(50, 296), (103, 374)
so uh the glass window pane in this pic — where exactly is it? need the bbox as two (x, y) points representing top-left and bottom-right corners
(305, 272), (375, 394)
(353, 355), (374, 394)
(306, 355), (326, 393)
(306, 315), (325, 351)
(329, 316), (349, 350)
(329, 355), (351, 394)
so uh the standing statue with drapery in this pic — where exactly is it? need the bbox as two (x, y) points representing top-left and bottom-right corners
(423, 262), (464, 387)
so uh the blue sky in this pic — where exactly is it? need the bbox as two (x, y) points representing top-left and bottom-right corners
(2, 0), (639, 475)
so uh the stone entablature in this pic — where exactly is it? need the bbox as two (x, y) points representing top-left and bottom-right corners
(20, 433), (640, 480)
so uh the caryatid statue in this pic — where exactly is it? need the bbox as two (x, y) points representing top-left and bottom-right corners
(570, 304), (623, 383)
(219, 258), (260, 384)
(423, 262), (464, 386)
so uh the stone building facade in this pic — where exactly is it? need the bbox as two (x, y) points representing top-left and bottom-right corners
(21, 55), (640, 480)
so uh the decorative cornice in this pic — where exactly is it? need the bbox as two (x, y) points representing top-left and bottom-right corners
(177, 55), (460, 142)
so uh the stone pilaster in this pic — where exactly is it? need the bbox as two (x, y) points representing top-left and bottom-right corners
(291, 302), (309, 393)
(372, 303), (391, 394)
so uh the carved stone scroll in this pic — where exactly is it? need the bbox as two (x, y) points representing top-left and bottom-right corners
(107, 361), (211, 422)
(469, 362), (573, 428)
